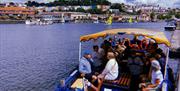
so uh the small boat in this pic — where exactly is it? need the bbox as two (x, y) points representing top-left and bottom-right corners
(105, 16), (112, 25)
(128, 17), (133, 23)
(25, 20), (36, 25)
(55, 28), (174, 91)
(25, 19), (53, 25)
(164, 22), (176, 31)
(93, 19), (99, 24)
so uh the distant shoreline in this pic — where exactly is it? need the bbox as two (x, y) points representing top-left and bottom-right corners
(0, 20), (25, 24)
(0, 20), (166, 24)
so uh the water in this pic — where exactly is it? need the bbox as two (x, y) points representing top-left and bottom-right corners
(0, 22), (170, 91)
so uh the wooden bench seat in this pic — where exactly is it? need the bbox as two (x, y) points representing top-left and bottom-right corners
(103, 73), (131, 89)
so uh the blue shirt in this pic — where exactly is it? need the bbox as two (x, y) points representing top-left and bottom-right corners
(79, 57), (93, 74)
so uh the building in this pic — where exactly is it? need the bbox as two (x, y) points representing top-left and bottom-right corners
(36, 12), (72, 23)
(70, 12), (90, 20)
(97, 5), (110, 12)
(134, 4), (168, 14)
(0, 6), (35, 16)
(137, 13), (150, 22)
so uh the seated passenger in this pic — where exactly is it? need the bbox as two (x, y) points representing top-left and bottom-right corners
(140, 57), (163, 91)
(128, 50), (144, 75)
(109, 38), (116, 48)
(92, 45), (105, 72)
(98, 52), (119, 80)
(79, 50), (95, 81)
(131, 36), (142, 49)
(84, 52), (119, 91)
(123, 38), (132, 59)
(155, 54), (165, 75)
(147, 40), (155, 52)
(141, 37), (149, 50)
(128, 50), (144, 91)
(92, 45), (103, 67)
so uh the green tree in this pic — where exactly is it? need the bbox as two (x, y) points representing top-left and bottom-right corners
(87, 8), (103, 14)
(150, 12), (155, 21)
(110, 3), (125, 12)
(175, 12), (180, 18)
(76, 8), (86, 12)
(137, 10), (142, 15)
(157, 14), (165, 20)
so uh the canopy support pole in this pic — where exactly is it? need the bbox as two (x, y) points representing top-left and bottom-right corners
(162, 47), (169, 91)
(164, 47), (169, 79)
(79, 42), (82, 61)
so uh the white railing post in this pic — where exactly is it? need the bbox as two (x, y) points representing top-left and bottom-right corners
(79, 42), (82, 61)
(162, 48), (169, 91)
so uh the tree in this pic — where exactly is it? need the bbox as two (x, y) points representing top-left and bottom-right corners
(175, 12), (180, 18)
(110, 3), (124, 12)
(157, 14), (165, 20)
(150, 12), (155, 21)
(157, 14), (172, 20)
(76, 8), (86, 12)
(137, 10), (142, 15)
(87, 8), (103, 14)
(9, 2), (15, 6)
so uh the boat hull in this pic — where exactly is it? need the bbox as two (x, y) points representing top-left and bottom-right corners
(164, 26), (176, 31)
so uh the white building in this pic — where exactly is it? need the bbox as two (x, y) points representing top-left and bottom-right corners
(70, 12), (90, 20)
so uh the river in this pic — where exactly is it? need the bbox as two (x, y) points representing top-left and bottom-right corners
(0, 22), (171, 91)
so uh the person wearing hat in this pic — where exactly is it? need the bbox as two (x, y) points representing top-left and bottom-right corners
(79, 50), (95, 81)
(79, 50), (102, 91)
(140, 56), (163, 91)
(150, 60), (163, 85)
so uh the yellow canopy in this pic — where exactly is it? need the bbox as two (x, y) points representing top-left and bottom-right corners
(80, 28), (171, 47)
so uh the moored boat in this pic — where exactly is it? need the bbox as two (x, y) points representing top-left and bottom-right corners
(164, 21), (176, 31)
(55, 28), (174, 91)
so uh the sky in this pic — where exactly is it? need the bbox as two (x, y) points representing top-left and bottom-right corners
(0, 0), (180, 8)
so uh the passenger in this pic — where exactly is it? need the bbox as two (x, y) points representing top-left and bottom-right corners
(101, 40), (111, 58)
(92, 45), (105, 72)
(131, 44), (140, 50)
(155, 54), (165, 75)
(116, 41), (126, 54)
(84, 52), (119, 91)
(109, 38), (116, 48)
(79, 50), (95, 81)
(141, 37), (149, 50)
(141, 59), (163, 91)
(128, 50), (144, 76)
(147, 40), (155, 52)
(123, 38), (132, 59)
(115, 42), (126, 60)
(128, 50), (144, 91)
(131, 36), (142, 49)
(98, 52), (119, 80)
(92, 45), (103, 67)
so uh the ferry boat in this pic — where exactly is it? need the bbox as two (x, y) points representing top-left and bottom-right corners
(55, 28), (175, 91)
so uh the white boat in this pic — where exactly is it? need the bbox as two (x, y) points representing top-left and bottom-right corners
(25, 19), (53, 25)
(93, 19), (99, 24)
(25, 20), (36, 25)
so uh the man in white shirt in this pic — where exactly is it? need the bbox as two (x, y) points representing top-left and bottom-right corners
(98, 52), (119, 80)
